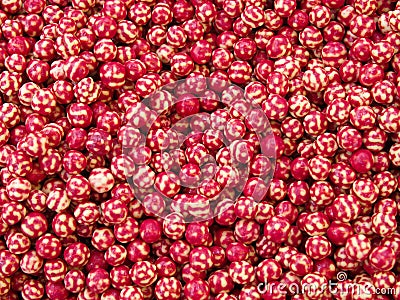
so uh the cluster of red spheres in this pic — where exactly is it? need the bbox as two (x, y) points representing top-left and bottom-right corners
(0, 0), (398, 298)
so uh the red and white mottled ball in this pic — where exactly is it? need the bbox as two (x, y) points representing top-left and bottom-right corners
(288, 253), (314, 277)
(35, 233), (62, 260)
(88, 167), (115, 193)
(63, 242), (90, 268)
(130, 260), (158, 287)
(20, 212), (48, 239)
(155, 277), (182, 300)
(228, 261), (255, 284)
